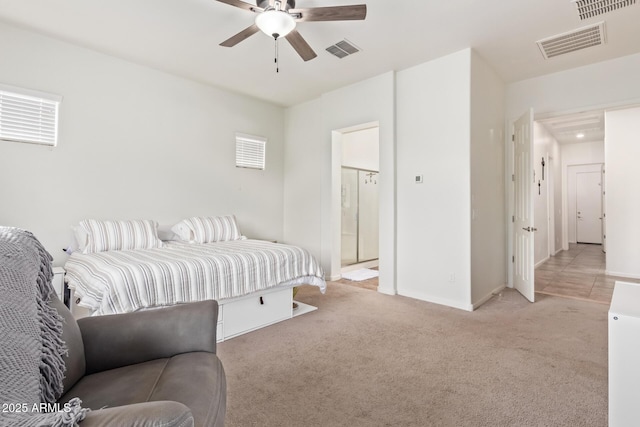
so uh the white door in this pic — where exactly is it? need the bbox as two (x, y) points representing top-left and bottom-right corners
(513, 110), (535, 302)
(576, 170), (603, 244)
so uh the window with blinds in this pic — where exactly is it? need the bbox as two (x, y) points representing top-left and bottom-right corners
(0, 84), (62, 146)
(235, 133), (266, 170)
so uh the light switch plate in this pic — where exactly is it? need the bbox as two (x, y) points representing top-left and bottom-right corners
(415, 175), (423, 183)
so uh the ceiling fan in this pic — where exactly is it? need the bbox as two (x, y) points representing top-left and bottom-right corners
(216, 0), (367, 62)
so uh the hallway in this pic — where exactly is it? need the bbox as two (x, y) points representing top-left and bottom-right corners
(535, 243), (640, 304)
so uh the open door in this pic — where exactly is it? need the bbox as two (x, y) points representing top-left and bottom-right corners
(513, 109), (535, 302)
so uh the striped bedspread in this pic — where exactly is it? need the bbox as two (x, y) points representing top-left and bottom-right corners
(64, 239), (326, 316)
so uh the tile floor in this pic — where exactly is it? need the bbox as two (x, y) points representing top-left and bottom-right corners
(535, 243), (640, 304)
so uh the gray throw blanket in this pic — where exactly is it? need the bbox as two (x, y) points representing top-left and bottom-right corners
(0, 227), (87, 426)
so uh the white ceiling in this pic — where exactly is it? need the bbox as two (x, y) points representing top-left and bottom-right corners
(1, 0), (640, 107)
(539, 110), (605, 145)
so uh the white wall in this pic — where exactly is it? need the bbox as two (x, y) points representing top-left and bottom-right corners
(283, 99), (323, 260)
(469, 50), (506, 307)
(396, 49), (472, 310)
(322, 74), (395, 289)
(605, 107), (640, 278)
(342, 127), (379, 171)
(285, 49), (506, 311)
(533, 125), (549, 265)
(532, 123), (552, 265)
(283, 72), (395, 293)
(507, 53), (640, 119)
(550, 134), (562, 255)
(0, 22), (285, 265)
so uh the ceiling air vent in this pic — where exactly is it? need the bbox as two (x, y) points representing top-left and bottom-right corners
(572, 0), (636, 20)
(537, 22), (606, 59)
(326, 39), (360, 59)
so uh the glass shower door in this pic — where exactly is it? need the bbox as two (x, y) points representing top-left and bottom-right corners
(341, 168), (358, 266)
(341, 168), (379, 266)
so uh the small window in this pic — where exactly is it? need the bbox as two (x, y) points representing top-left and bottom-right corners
(0, 83), (62, 146)
(235, 133), (266, 170)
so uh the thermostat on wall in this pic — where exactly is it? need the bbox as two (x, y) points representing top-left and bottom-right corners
(415, 175), (423, 183)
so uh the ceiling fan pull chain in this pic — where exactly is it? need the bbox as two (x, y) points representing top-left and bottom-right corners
(275, 37), (279, 73)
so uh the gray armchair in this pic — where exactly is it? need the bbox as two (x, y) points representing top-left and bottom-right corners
(53, 296), (226, 427)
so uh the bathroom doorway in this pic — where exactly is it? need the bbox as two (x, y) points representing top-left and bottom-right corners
(340, 126), (379, 268)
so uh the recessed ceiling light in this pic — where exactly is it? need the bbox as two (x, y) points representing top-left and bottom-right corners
(576, 133), (585, 138)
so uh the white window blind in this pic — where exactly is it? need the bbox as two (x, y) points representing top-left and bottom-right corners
(0, 84), (62, 146)
(235, 133), (266, 170)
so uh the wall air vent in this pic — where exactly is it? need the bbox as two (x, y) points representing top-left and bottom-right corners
(572, 0), (636, 20)
(537, 22), (606, 59)
(326, 39), (360, 59)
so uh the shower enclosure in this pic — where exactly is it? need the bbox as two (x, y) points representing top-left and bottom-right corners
(341, 167), (379, 266)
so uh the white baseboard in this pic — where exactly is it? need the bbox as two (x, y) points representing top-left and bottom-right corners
(472, 284), (507, 310)
(377, 286), (396, 296)
(397, 289), (473, 312)
(535, 257), (550, 268)
(553, 248), (563, 256)
(606, 270), (640, 280)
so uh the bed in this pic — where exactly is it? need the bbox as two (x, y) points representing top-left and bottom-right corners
(64, 217), (326, 341)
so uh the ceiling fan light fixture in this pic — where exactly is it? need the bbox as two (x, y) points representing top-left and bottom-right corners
(255, 10), (296, 39)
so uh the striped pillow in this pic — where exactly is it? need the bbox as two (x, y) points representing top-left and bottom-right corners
(79, 219), (164, 254)
(172, 215), (241, 243)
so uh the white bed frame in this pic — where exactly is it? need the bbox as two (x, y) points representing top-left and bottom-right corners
(69, 285), (316, 342)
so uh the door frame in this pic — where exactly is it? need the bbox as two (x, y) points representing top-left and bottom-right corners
(566, 163), (604, 245)
(332, 121), (381, 279)
(575, 168), (603, 244)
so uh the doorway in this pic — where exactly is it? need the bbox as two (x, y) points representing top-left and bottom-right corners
(336, 124), (380, 289)
(567, 164), (604, 245)
(510, 109), (607, 302)
(532, 111), (607, 303)
(576, 169), (603, 244)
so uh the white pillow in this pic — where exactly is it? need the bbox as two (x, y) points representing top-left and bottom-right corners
(71, 225), (89, 253)
(170, 221), (194, 242)
(171, 215), (241, 244)
(78, 219), (164, 254)
(157, 224), (181, 242)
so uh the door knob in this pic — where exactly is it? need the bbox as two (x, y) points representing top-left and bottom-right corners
(522, 227), (537, 232)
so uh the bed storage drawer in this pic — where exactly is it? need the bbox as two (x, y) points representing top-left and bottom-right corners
(222, 288), (292, 339)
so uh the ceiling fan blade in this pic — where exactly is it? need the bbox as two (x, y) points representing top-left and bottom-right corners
(215, 0), (263, 13)
(285, 30), (317, 61)
(220, 24), (260, 47)
(289, 5), (367, 22)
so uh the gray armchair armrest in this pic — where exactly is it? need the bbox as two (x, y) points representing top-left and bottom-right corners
(78, 300), (218, 374)
(80, 401), (194, 427)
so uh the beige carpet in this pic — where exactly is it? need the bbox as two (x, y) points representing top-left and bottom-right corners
(217, 282), (608, 427)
